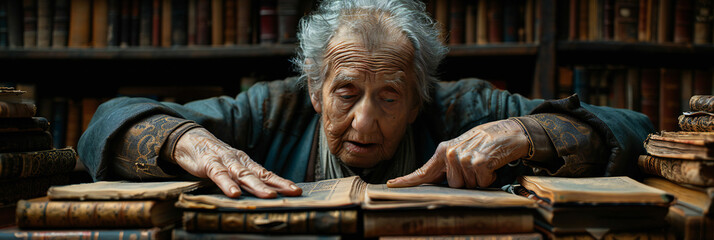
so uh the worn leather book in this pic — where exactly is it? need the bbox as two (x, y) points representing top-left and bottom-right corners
(16, 197), (180, 228)
(177, 176), (536, 236)
(0, 131), (52, 153)
(0, 174), (70, 205)
(47, 180), (206, 200)
(643, 131), (714, 160)
(689, 95), (714, 112)
(639, 155), (714, 186)
(665, 202), (714, 240)
(534, 220), (673, 240)
(517, 175), (674, 205)
(172, 228), (342, 240)
(0, 117), (49, 133)
(645, 177), (714, 216)
(182, 209), (358, 234)
(0, 225), (173, 240)
(0, 147), (76, 179)
(0, 101), (36, 118)
(680, 112), (714, 132)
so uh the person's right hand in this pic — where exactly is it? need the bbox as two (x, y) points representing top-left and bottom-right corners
(173, 127), (302, 198)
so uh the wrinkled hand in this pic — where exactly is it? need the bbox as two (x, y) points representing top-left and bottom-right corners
(387, 119), (530, 188)
(173, 128), (302, 198)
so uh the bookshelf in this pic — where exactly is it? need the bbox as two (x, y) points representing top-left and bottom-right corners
(2, 0), (713, 149)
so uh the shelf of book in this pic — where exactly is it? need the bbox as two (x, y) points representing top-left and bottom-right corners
(558, 41), (714, 55)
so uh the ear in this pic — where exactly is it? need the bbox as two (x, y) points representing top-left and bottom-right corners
(307, 78), (322, 113)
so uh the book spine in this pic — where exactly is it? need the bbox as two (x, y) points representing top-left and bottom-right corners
(182, 210), (358, 234)
(0, 147), (77, 179)
(106, 0), (119, 47)
(363, 209), (533, 238)
(502, 0), (518, 42)
(641, 68), (660, 129)
(7, 0), (23, 48)
(660, 68), (682, 131)
(693, 69), (713, 95)
(68, 0), (90, 48)
(674, 0), (694, 43)
(171, 0), (188, 46)
(578, 0), (588, 40)
(0, 130), (53, 153)
(638, 0), (648, 41)
(161, 0), (171, 47)
(678, 114), (714, 132)
(0, 227), (169, 240)
(487, 0), (503, 43)
(196, 0), (209, 45)
(130, 0), (140, 46)
(51, 0), (68, 47)
(0, 101), (36, 118)
(638, 155), (714, 187)
(277, 0), (298, 44)
(92, 0), (108, 48)
(0, 2), (7, 47)
(0, 174), (69, 205)
(259, 0), (276, 44)
(614, 0), (639, 42)
(236, 0), (251, 44)
(689, 95), (714, 112)
(658, 0), (673, 42)
(17, 200), (158, 228)
(694, 0), (713, 44)
(464, 1), (476, 44)
(151, 0), (160, 47)
(447, 0), (464, 44)
(23, 0), (37, 48)
(211, 0), (223, 46)
(476, 0), (487, 44)
(223, 0), (235, 45)
(187, 0), (196, 46)
(139, 0), (152, 46)
(36, 0), (51, 47)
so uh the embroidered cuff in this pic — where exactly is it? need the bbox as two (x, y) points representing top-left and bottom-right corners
(510, 116), (557, 163)
(161, 121), (202, 164)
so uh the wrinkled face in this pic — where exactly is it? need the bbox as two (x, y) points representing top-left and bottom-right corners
(310, 26), (420, 168)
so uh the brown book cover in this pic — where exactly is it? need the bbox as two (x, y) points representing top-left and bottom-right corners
(435, 0), (449, 43)
(644, 177), (714, 215)
(643, 131), (714, 160)
(568, 0), (578, 40)
(694, 0), (713, 44)
(0, 101), (36, 118)
(0, 174), (70, 205)
(182, 209), (358, 234)
(487, 0), (503, 43)
(648, 0), (660, 42)
(689, 95), (714, 112)
(7, 0), (23, 48)
(64, 98), (81, 148)
(658, 0), (673, 42)
(48, 181), (205, 200)
(679, 112), (714, 132)
(476, 0), (487, 44)
(161, 0), (171, 47)
(119, 0), (131, 47)
(92, 0), (108, 48)
(660, 68), (682, 131)
(588, 0), (600, 41)
(196, 0), (209, 45)
(211, 0), (223, 46)
(517, 175), (674, 205)
(641, 68), (660, 130)
(0, 147), (76, 179)
(448, 0), (464, 44)
(535, 203), (668, 229)
(578, 0), (588, 40)
(224, 0), (236, 45)
(236, 0), (251, 44)
(16, 197), (180, 228)
(106, 0), (120, 46)
(674, 0), (694, 43)
(614, 0), (639, 42)
(36, 0), (51, 47)
(187, 0), (196, 46)
(665, 202), (714, 239)
(639, 0), (649, 41)
(464, 1), (476, 44)
(22, 0), (37, 48)
(638, 155), (714, 186)
(68, 0), (91, 48)
(364, 209), (533, 238)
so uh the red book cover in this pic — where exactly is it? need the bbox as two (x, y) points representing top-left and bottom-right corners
(674, 0), (693, 43)
(659, 68), (682, 131)
(259, 0), (277, 44)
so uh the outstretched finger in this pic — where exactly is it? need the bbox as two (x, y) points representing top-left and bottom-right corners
(205, 161), (242, 198)
(224, 159), (278, 199)
(387, 144), (447, 188)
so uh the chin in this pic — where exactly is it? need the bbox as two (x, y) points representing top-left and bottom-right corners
(338, 153), (383, 168)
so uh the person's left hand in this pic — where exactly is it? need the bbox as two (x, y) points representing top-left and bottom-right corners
(386, 119), (530, 188)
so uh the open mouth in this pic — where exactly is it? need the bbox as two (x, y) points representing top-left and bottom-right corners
(348, 141), (376, 148)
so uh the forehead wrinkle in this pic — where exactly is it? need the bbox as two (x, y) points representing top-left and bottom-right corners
(325, 42), (413, 74)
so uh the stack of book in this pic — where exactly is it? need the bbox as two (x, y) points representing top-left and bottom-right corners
(516, 175), (674, 239)
(0, 87), (77, 228)
(0, 180), (205, 240)
(638, 94), (714, 239)
(173, 176), (543, 239)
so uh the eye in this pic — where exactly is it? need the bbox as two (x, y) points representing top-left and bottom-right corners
(341, 95), (356, 100)
(384, 98), (395, 103)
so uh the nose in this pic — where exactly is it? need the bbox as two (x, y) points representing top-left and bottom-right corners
(352, 96), (379, 133)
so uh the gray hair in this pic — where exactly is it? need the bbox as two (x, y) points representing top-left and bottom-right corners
(293, 0), (448, 104)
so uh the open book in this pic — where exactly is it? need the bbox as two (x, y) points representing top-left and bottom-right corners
(176, 176), (537, 210)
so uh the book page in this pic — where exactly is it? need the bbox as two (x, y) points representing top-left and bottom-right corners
(177, 176), (364, 210)
(519, 176), (674, 204)
(48, 181), (206, 200)
(363, 183), (536, 210)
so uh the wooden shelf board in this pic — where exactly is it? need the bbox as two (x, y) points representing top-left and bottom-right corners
(557, 41), (714, 54)
(447, 43), (540, 56)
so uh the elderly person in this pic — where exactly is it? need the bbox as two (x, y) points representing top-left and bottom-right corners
(78, 0), (654, 199)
